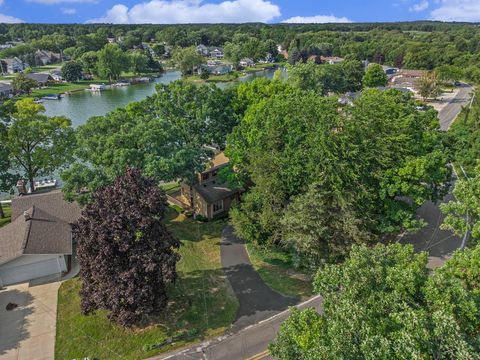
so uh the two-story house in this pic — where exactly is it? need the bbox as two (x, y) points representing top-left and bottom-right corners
(34, 50), (61, 66)
(174, 152), (242, 220)
(1, 57), (26, 74)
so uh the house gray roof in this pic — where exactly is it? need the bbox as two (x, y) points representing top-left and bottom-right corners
(25, 73), (53, 84)
(0, 82), (12, 92)
(12, 190), (82, 224)
(2, 57), (21, 65)
(0, 209), (30, 266)
(194, 182), (240, 204)
(0, 191), (82, 265)
(35, 50), (60, 59)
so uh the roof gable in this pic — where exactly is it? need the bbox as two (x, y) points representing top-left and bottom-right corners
(12, 190), (82, 224)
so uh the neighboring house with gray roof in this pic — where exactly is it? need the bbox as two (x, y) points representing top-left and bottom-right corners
(0, 57), (26, 74)
(174, 152), (242, 220)
(0, 82), (13, 98)
(25, 73), (53, 86)
(34, 49), (61, 65)
(0, 190), (81, 286)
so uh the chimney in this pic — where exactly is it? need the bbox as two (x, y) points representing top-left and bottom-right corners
(24, 211), (31, 221)
(16, 180), (27, 195)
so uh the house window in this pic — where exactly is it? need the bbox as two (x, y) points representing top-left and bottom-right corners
(213, 200), (223, 213)
(202, 173), (209, 181)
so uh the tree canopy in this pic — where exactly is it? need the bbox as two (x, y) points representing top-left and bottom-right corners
(172, 46), (205, 75)
(441, 166), (480, 246)
(75, 168), (180, 327)
(61, 80), (237, 204)
(270, 243), (480, 359)
(2, 98), (75, 193)
(227, 83), (450, 265)
(61, 60), (83, 82)
(363, 63), (388, 87)
(96, 43), (129, 83)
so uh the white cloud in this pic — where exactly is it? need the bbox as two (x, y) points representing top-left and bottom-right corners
(0, 1), (4, 6)
(28, 0), (96, 4)
(87, 0), (281, 24)
(0, 13), (24, 23)
(62, 7), (77, 14)
(431, 0), (480, 21)
(409, 0), (429, 12)
(282, 14), (352, 23)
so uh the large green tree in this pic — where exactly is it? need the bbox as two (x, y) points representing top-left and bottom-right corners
(97, 43), (129, 83)
(12, 73), (37, 95)
(79, 50), (99, 75)
(228, 85), (450, 261)
(61, 60), (83, 82)
(172, 46), (205, 76)
(281, 182), (369, 269)
(287, 60), (364, 95)
(362, 63), (388, 87)
(417, 71), (442, 101)
(441, 166), (480, 247)
(3, 98), (75, 192)
(62, 81), (236, 204)
(129, 51), (149, 75)
(270, 243), (480, 359)
(0, 122), (17, 218)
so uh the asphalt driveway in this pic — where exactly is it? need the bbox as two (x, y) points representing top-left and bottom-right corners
(220, 226), (297, 331)
(0, 281), (60, 360)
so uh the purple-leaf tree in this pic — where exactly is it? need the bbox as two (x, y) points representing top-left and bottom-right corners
(74, 168), (180, 327)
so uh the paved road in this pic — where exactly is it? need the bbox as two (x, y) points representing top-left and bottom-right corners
(398, 191), (460, 269)
(400, 84), (473, 267)
(158, 84), (474, 360)
(159, 296), (323, 360)
(399, 83), (474, 267)
(438, 83), (473, 130)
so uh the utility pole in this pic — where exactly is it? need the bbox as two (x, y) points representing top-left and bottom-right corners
(459, 164), (470, 250)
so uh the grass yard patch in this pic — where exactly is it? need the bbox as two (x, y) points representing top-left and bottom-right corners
(55, 211), (238, 360)
(246, 243), (313, 300)
(29, 82), (89, 97)
(160, 182), (180, 194)
(0, 204), (11, 228)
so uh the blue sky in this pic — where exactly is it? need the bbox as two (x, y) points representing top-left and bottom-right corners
(1, 0), (480, 24)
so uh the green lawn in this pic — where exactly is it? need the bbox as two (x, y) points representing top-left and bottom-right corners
(160, 182), (180, 195)
(0, 204), (11, 228)
(246, 243), (313, 300)
(29, 82), (90, 97)
(30, 64), (64, 72)
(55, 211), (238, 360)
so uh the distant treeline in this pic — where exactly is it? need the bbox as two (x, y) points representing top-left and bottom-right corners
(1, 22), (480, 79)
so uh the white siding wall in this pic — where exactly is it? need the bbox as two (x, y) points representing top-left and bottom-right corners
(0, 254), (65, 286)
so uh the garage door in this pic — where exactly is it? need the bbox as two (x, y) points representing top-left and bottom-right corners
(0, 257), (62, 286)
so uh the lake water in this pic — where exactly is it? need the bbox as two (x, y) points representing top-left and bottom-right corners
(43, 68), (281, 127)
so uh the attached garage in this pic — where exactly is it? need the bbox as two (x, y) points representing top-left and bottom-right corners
(0, 190), (81, 287)
(0, 255), (67, 287)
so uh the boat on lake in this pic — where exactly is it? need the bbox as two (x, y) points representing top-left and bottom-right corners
(34, 178), (57, 191)
(43, 94), (61, 100)
(87, 84), (107, 92)
(112, 81), (130, 87)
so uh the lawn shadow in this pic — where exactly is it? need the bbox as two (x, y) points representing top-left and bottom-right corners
(163, 267), (238, 337)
